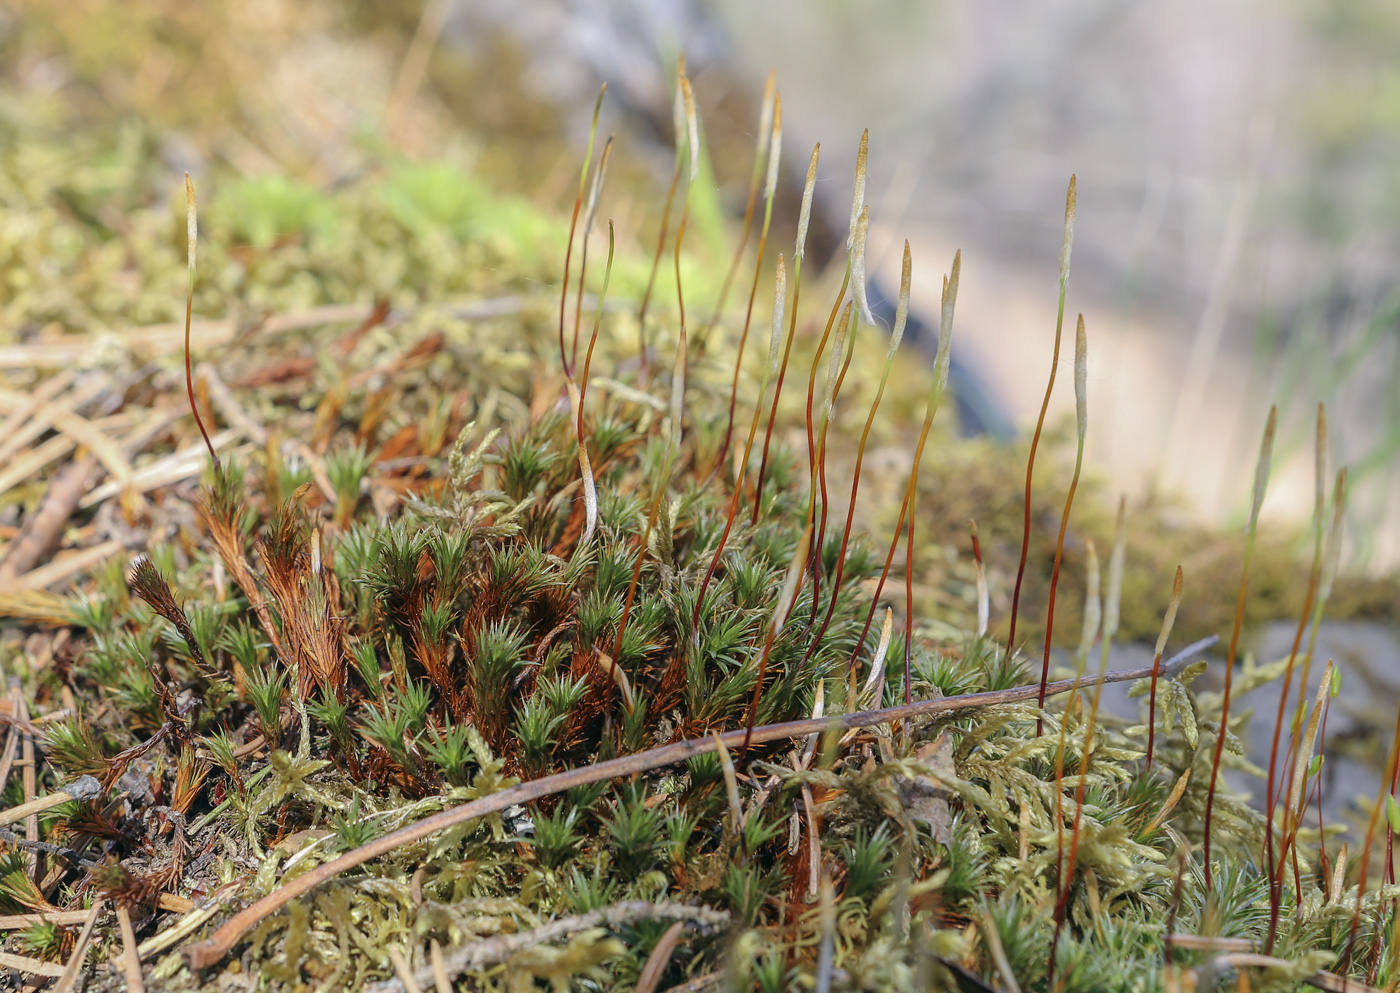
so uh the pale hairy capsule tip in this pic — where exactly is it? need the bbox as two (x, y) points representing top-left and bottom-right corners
(681, 74), (700, 183)
(767, 255), (787, 379)
(886, 241), (912, 359)
(823, 301), (852, 420)
(934, 250), (961, 392)
(764, 95), (784, 202)
(851, 205), (873, 325)
(185, 172), (198, 271)
(847, 129), (869, 249)
(1059, 174), (1077, 284)
(671, 57), (687, 160)
(756, 70), (777, 156)
(795, 143), (818, 260)
(1074, 314), (1088, 444)
(1153, 566), (1185, 659)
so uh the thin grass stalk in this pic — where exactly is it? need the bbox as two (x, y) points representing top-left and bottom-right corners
(569, 137), (613, 372)
(637, 62), (687, 388)
(714, 102), (785, 474)
(701, 71), (776, 347)
(184, 175), (218, 471)
(846, 253), (960, 688)
(559, 85), (605, 378)
(1009, 175), (1076, 657)
(1035, 313), (1089, 736)
(1264, 404), (1328, 950)
(806, 243), (912, 672)
(1145, 566), (1185, 764)
(1203, 405), (1277, 888)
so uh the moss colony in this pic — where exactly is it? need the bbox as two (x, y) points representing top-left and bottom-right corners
(1, 32), (1399, 993)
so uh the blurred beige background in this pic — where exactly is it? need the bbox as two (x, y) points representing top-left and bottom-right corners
(454, 0), (1400, 568)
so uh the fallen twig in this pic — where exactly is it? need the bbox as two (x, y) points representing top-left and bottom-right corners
(7, 539), (127, 593)
(0, 909), (91, 930)
(0, 774), (103, 828)
(0, 950), (67, 978)
(0, 456), (99, 584)
(117, 904), (146, 993)
(183, 636), (1217, 969)
(52, 899), (104, 993)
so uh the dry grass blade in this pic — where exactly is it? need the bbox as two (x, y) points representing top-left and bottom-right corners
(635, 920), (686, 993)
(117, 903), (146, 993)
(52, 898), (104, 993)
(6, 540), (127, 594)
(713, 732), (744, 833)
(387, 946), (425, 993)
(0, 774), (101, 828)
(429, 939), (451, 993)
(0, 950), (68, 978)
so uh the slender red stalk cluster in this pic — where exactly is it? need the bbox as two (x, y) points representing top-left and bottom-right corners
(1010, 175), (1076, 661)
(1262, 405), (1328, 950)
(1202, 405), (1277, 887)
(558, 85), (606, 380)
